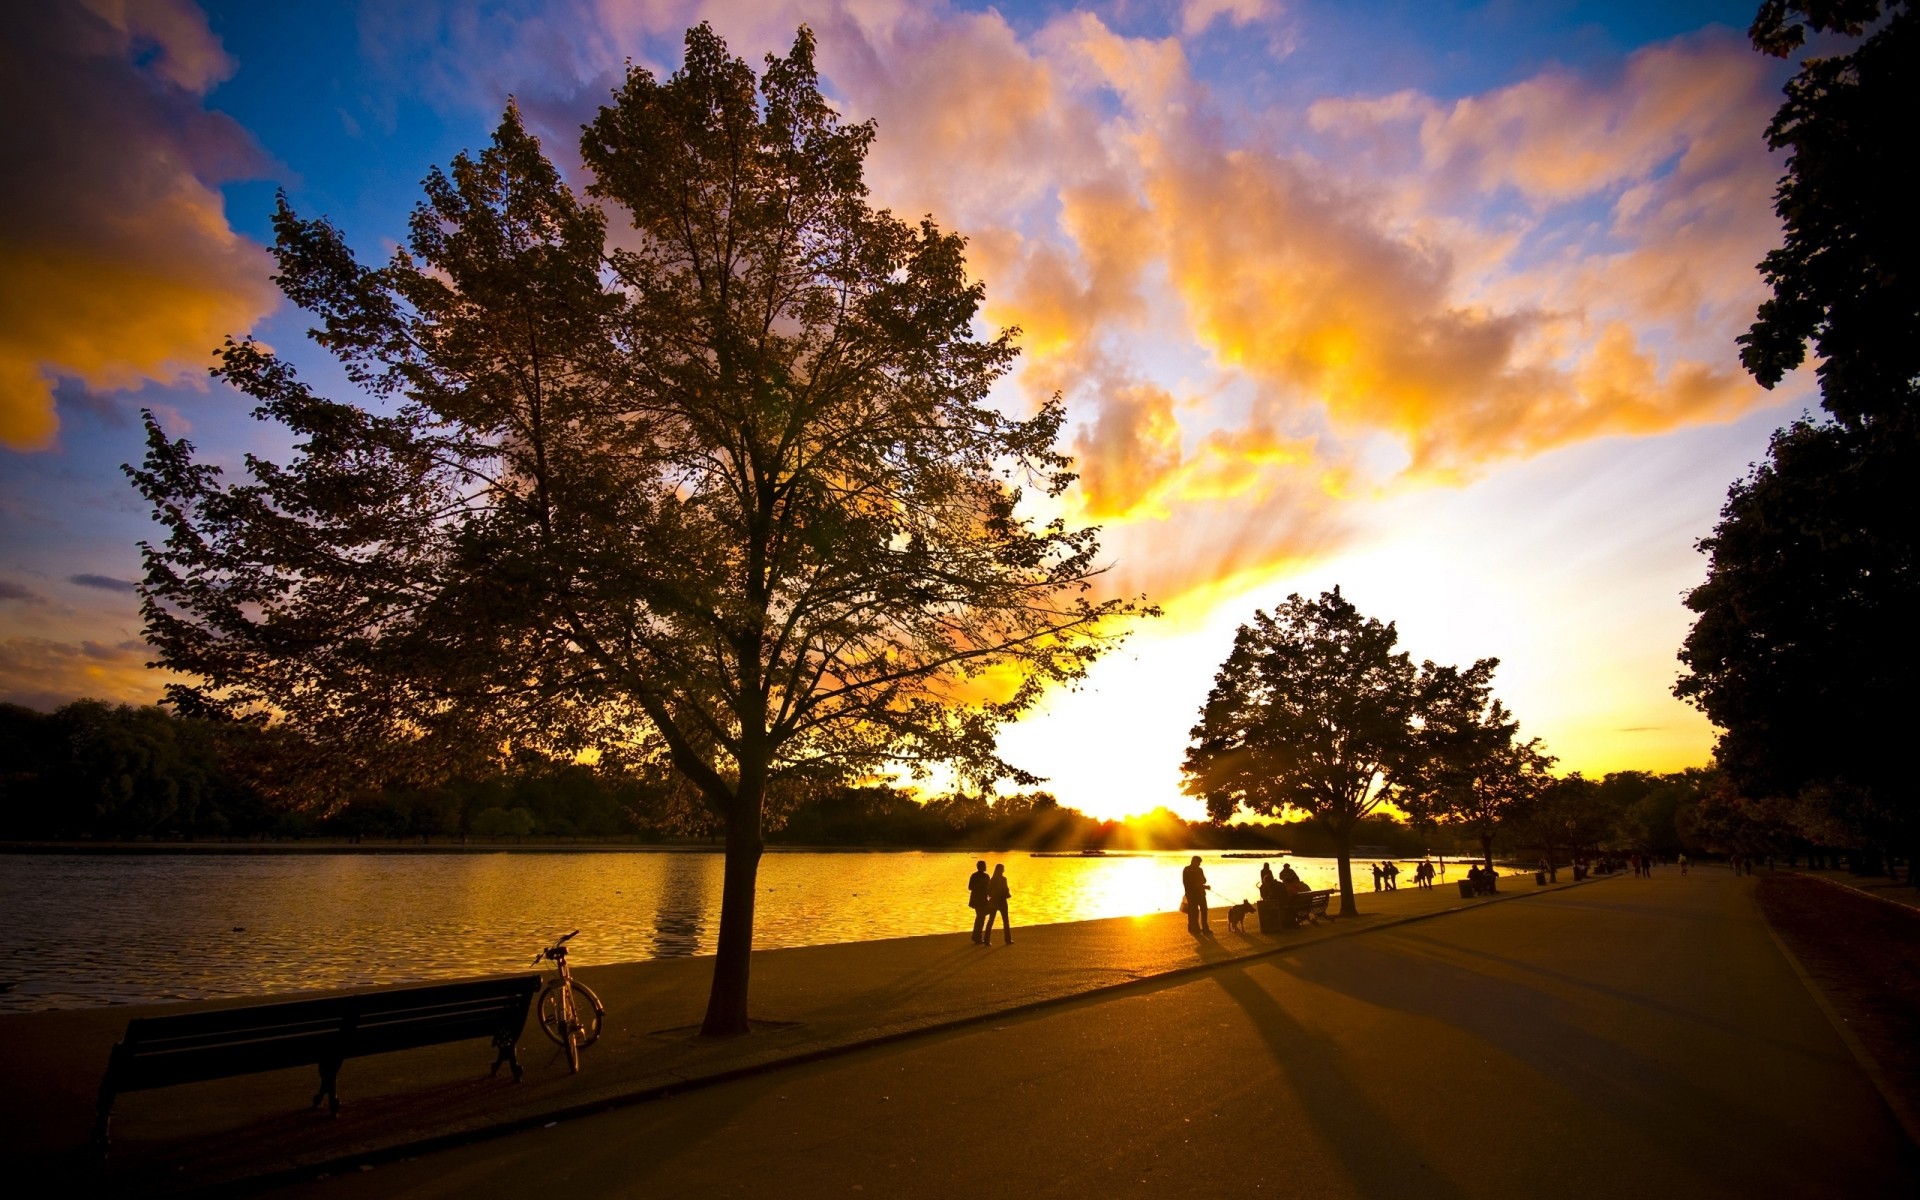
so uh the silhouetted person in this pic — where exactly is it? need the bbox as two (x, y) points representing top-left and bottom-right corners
(982, 863), (1013, 944)
(1183, 856), (1211, 933)
(1259, 862), (1280, 901)
(1384, 860), (1399, 890)
(968, 859), (991, 944)
(1370, 862), (1383, 892)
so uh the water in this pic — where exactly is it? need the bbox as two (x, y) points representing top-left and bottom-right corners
(0, 849), (1366, 1012)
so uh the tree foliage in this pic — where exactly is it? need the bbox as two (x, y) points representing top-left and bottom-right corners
(128, 25), (1142, 1033)
(1679, 2), (1918, 879)
(1183, 588), (1464, 915)
(1400, 664), (1554, 869)
(1739, 2), (1917, 428)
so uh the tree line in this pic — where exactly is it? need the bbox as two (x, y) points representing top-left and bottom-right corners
(5, 699), (1817, 872)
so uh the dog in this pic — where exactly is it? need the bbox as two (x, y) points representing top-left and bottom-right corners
(1226, 899), (1256, 932)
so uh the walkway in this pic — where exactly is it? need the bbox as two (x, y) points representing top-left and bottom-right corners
(258, 867), (1914, 1197)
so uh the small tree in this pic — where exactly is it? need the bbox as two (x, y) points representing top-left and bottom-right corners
(1183, 588), (1427, 917)
(130, 25), (1142, 1035)
(1400, 660), (1553, 872)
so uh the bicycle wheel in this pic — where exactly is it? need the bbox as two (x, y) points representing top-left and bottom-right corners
(567, 981), (605, 1050)
(538, 979), (605, 1053)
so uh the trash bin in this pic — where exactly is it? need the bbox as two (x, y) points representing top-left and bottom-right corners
(1256, 899), (1290, 934)
(1456, 880), (1474, 899)
(1535, 870), (1547, 886)
(1573, 865), (1587, 881)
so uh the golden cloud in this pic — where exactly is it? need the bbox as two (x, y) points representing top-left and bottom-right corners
(0, 635), (172, 711)
(0, 0), (276, 449)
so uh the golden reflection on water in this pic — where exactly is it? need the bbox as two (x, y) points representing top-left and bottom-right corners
(0, 850), (1354, 1012)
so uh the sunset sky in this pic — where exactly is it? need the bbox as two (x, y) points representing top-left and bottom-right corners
(0, 0), (1812, 820)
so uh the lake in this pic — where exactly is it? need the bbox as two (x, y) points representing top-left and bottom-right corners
(0, 849), (1401, 1012)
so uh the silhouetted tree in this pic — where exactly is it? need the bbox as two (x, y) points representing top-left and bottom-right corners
(1740, 1), (1917, 428)
(1400, 662), (1552, 870)
(1183, 588), (1435, 916)
(1678, 1), (1918, 882)
(129, 25), (1143, 1034)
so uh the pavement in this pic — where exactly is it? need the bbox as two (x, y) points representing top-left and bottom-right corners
(256, 864), (1918, 1200)
(3, 868), (1544, 1192)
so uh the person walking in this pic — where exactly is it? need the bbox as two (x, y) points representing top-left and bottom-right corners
(1182, 855), (1212, 933)
(1370, 862), (1383, 892)
(982, 863), (1013, 945)
(1384, 860), (1399, 891)
(967, 859), (991, 944)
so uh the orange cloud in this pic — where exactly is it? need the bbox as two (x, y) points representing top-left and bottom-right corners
(0, 635), (173, 711)
(0, 0), (276, 449)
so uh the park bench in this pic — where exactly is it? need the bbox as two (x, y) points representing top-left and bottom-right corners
(1256, 888), (1336, 933)
(92, 974), (541, 1148)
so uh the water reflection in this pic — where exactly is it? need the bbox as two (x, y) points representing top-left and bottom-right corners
(649, 852), (712, 958)
(0, 850), (1351, 1012)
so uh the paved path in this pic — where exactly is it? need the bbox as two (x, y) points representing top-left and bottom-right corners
(265, 868), (1916, 1199)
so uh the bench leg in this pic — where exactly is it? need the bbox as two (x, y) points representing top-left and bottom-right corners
(493, 1033), (523, 1082)
(314, 1057), (342, 1116)
(91, 1085), (115, 1153)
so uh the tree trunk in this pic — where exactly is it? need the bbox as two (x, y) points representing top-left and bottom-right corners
(1334, 822), (1358, 917)
(700, 782), (765, 1037)
(1480, 833), (1493, 872)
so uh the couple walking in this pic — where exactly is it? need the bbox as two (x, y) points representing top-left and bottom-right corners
(968, 860), (1013, 944)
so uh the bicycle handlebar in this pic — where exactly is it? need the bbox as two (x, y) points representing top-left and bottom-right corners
(532, 930), (582, 965)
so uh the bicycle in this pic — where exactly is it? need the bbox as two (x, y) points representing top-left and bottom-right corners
(532, 930), (604, 1073)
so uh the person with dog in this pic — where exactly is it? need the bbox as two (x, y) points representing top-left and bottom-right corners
(968, 860), (991, 944)
(1182, 855), (1212, 933)
(981, 863), (1013, 944)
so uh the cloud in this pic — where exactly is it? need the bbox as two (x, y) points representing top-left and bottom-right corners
(0, 581), (46, 603)
(69, 574), (140, 593)
(1180, 0), (1276, 39)
(0, 635), (168, 711)
(0, 0), (278, 449)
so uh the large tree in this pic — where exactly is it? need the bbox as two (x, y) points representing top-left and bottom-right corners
(1183, 588), (1435, 916)
(1678, 1), (1917, 879)
(130, 26), (1141, 1034)
(1739, 0), (1917, 430)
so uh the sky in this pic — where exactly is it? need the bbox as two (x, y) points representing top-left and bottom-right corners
(0, 0), (1813, 820)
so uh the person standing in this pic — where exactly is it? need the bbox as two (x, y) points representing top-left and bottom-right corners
(1370, 862), (1383, 892)
(967, 859), (991, 944)
(1182, 855), (1212, 933)
(982, 863), (1013, 945)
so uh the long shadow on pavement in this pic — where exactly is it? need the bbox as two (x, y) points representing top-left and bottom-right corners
(1209, 964), (1473, 1200)
(1258, 932), (1910, 1193)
